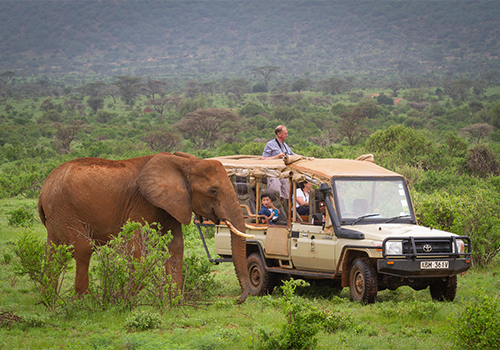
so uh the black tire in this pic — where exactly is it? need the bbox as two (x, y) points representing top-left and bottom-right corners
(349, 258), (378, 304)
(430, 275), (457, 301)
(247, 253), (275, 296)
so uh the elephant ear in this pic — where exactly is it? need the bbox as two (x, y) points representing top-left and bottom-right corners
(137, 153), (193, 225)
(173, 151), (200, 161)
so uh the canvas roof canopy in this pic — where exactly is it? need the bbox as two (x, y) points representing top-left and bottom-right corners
(211, 155), (403, 184)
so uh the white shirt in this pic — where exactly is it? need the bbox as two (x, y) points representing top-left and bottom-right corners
(296, 188), (309, 208)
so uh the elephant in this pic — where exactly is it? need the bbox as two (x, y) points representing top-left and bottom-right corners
(38, 152), (251, 303)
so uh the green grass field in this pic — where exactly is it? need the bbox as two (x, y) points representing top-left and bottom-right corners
(0, 198), (498, 350)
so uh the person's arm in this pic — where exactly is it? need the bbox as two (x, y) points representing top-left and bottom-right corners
(262, 140), (285, 160)
(262, 152), (285, 160)
(296, 189), (309, 206)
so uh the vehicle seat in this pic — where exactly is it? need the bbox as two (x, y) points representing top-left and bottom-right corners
(231, 176), (256, 216)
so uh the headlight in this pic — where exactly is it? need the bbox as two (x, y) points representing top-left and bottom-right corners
(453, 239), (465, 254)
(385, 241), (403, 255)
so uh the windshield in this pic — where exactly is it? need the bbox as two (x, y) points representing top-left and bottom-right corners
(333, 178), (414, 224)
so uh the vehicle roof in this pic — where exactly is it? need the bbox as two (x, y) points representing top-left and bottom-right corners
(211, 155), (402, 183)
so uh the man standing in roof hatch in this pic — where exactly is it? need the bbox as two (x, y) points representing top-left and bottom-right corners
(262, 125), (295, 204)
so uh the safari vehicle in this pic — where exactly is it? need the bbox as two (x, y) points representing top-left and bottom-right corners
(197, 155), (472, 303)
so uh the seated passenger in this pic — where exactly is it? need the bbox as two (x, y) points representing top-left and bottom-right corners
(296, 181), (313, 216)
(258, 193), (279, 225)
(313, 200), (326, 225)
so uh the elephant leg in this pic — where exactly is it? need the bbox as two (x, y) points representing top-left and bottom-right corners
(166, 222), (184, 291)
(74, 243), (93, 295)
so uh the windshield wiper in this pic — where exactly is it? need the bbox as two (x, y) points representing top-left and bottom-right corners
(384, 214), (411, 224)
(351, 213), (380, 226)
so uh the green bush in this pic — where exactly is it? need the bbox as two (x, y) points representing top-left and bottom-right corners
(256, 279), (323, 350)
(13, 230), (73, 309)
(8, 206), (35, 227)
(413, 190), (500, 267)
(88, 220), (175, 311)
(181, 254), (219, 301)
(366, 125), (437, 169)
(465, 145), (500, 177)
(125, 311), (162, 331)
(450, 292), (500, 350)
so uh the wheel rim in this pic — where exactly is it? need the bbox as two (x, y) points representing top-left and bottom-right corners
(249, 264), (262, 288)
(354, 270), (365, 296)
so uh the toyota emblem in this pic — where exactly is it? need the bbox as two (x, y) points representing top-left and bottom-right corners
(423, 244), (433, 253)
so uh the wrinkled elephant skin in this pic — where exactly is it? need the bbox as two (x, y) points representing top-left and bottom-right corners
(38, 152), (249, 303)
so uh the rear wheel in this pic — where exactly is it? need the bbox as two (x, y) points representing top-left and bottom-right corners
(349, 258), (378, 304)
(247, 253), (275, 296)
(430, 276), (457, 301)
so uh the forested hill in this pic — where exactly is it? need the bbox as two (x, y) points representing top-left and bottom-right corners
(0, 0), (499, 82)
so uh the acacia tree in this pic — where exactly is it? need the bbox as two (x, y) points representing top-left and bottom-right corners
(251, 65), (280, 89)
(145, 97), (170, 116)
(291, 78), (311, 93)
(53, 121), (83, 154)
(200, 81), (217, 96)
(224, 78), (251, 102)
(385, 80), (402, 97)
(143, 77), (168, 99)
(0, 70), (15, 99)
(142, 127), (181, 152)
(338, 106), (368, 146)
(175, 108), (240, 149)
(79, 82), (106, 98)
(0, 70), (15, 86)
(318, 77), (352, 95)
(112, 76), (143, 105)
(460, 123), (494, 145)
(444, 78), (474, 102)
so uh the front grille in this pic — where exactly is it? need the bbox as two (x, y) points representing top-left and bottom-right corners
(402, 239), (452, 254)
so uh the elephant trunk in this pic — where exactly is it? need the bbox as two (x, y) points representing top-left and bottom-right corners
(225, 207), (250, 304)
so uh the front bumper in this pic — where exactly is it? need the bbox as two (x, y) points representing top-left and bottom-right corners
(377, 258), (471, 278)
(377, 235), (472, 278)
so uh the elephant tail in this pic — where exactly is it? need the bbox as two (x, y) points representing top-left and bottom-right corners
(38, 198), (47, 227)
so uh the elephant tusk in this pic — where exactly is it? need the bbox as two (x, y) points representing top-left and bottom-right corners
(245, 223), (268, 231)
(224, 220), (255, 238)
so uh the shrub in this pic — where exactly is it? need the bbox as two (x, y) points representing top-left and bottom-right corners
(413, 190), (500, 267)
(125, 311), (162, 331)
(88, 220), (175, 311)
(465, 145), (500, 177)
(253, 83), (268, 93)
(22, 314), (47, 328)
(365, 125), (437, 169)
(181, 254), (219, 301)
(376, 93), (394, 106)
(450, 292), (500, 350)
(255, 279), (323, 350)
(13, 230), (73, 309)
(8, 206), (35, 227)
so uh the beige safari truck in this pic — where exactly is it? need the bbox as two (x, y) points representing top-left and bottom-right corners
(196, 155), (471, 303)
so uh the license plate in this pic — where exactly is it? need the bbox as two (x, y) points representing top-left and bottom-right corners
(420, 261), (449, 269)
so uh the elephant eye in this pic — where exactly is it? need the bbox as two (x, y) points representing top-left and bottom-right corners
(210, 188), (218, 196)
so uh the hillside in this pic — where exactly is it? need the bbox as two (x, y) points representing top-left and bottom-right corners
(0, 0), (499, 82)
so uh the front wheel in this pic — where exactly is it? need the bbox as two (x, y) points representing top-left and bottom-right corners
(349, 258), (378, 304)
(247, 253), (275, 296)
(430, 276), (457, 301)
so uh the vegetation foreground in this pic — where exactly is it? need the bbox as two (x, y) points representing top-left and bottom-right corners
(0, 198), (499, 350)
